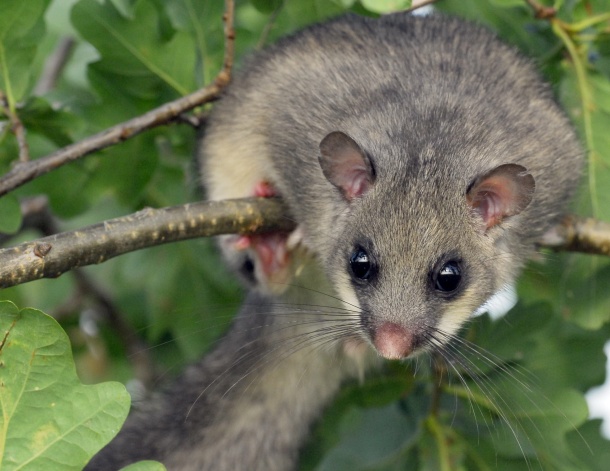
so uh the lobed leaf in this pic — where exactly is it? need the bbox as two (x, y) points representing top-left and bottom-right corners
(0, 301), (130, 470)
(71, 0), (196, 100)
(0, 0), (51, 103)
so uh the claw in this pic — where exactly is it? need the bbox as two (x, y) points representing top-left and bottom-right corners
(286, 226), (304, 251)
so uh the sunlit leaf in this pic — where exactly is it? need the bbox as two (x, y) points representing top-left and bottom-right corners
(0, 0), (51, 102)
(71, 0), (196, 99)
(359, 0), (411, 14)
(119, 460), (167, 471)
(0, 301), (130, 470)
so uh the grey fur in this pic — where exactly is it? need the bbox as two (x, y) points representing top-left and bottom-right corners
(88, 12), (583, 470)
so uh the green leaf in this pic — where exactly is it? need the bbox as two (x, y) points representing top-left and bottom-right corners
(567, 420), (610, 471)
(120, 460), (167, 471)
(359, 0), (411, 14)
(443, 301), (607, 470)
(165, 0), (228, 86)
(300, 370), (416, 471)
(489, 0), (525, 6)
(0, 301), (130, 470)
(148, 240), (240, 360)
(518, 254), (610, 331)
(28, 162), (93, 218)
(71, 0), (196, 100)
(0, 0), (51, 103)
(88, 137), (159, 206)
(315, 401), (421, 471)
(437, 0), (559, 59)
(250, 0), (283, 14)
(18, 97), (81, 148)
(420, 417), (466, 471)
(0, 194), (22, 234)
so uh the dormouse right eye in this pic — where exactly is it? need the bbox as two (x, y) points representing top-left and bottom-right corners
(434, 260), (462, 293)
(350, 247), (374, 280)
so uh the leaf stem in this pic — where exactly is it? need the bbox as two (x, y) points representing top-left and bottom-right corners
(426, 416), (452, 471)
(0, 90), (29, 162)
(0, 44), (15, 114)
(562, 12), (610, 32)
(551, 19), (599, 217)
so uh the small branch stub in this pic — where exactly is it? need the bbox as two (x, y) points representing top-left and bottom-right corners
(33, 243), (52, 258)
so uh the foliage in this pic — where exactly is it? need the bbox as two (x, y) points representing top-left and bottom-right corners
(0, 301), (131, 470)
(0, 0), (609, 470)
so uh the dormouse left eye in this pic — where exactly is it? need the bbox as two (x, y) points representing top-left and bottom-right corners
(350, 247), (374, 281)
(435, 261), (462, 293)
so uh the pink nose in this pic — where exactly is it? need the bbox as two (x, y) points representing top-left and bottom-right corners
(373, 322), (413, 360)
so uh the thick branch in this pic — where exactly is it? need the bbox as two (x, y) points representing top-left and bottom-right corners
(0, 198), (294, 289)
(1, 196), (609, 290)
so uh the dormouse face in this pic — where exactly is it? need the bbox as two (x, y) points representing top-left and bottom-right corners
(318, 131), (535, 360)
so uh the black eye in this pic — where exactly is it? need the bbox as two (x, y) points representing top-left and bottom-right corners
(435, 261), (461, 293)
(350, 247), (373, 280)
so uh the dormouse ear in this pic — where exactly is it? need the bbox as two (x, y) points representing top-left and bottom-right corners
(319, 131), (375, 202)
(467, 163), (535, 230)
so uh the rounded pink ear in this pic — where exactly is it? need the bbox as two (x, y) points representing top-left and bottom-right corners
(319, 131), (375, 202)
(467, 164), (535, 230)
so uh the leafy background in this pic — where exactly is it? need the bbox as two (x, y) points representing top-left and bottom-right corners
(1, 0), (610, 469)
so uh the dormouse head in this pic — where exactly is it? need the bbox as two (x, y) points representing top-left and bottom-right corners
(318, 131), (535, 360)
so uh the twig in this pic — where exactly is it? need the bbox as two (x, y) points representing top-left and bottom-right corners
(73, 270), (157, 387)
(0, 90), (30, 162)
(220, 0), (236, 87)
(33, 37), (76, 95)
(257, 2), (284, 49)
(0, 85), (218, 197)
(0, 0), (236, 198)
(0, 197), (295, 289)
(539, 215), (610, 255)
(523, 0), (556, 19)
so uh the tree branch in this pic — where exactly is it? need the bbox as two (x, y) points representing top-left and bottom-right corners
(0, 195), (156, 383)
(33, 37), (76, 96)
(0, 197), (294, 289)
(0, 0), (235, 197)
(1, 195), (609, 290)
(0, 87), (218, 198)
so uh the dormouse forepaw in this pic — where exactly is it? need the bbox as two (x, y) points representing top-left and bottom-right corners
(234, 235), (252, 250)
(253, 181), (277, 198)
